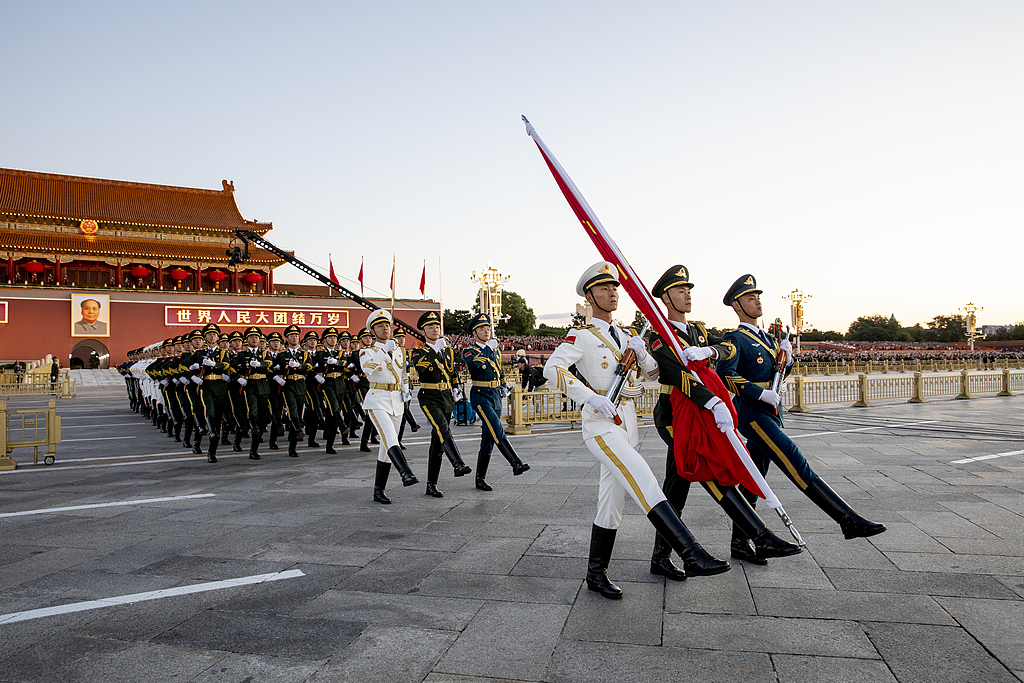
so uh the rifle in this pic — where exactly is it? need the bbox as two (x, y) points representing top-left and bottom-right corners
(767, 327), (791, 416)
(606, 321), (650, 426)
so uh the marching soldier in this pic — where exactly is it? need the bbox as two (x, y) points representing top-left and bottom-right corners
(195, 323), (234, 463)
(266, 331), (286, 450)
(318, 326), (347, 453)
(717, 275), (886, 561)
(356, 328), (381, 452)
(226, 330), (249, 448)
(230, 326), (273, 460)
(337, 331), (359, 445)
(649, 265), (801, 565)
(302, 330), (324, 448)
(393, 327), (421, 448)
(410, 310), (472, 497)
(360, 310), (419, 503)
(274, 324), (313, 457)
(544, 262), (729, 599)
(183, 329), (208, 452)
(463, 313), (529, 490)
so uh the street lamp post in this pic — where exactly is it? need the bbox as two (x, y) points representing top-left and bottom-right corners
(782, 289), (812, 353)
(471, 263), (511, 328)
(959, 302), (983, 351)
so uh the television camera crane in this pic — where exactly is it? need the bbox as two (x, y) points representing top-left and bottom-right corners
(227, 229), (425, 341)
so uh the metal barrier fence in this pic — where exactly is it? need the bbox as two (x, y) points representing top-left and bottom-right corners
(0, 399), (62, 470)
(506, 369), (1022, 432)
(791, 358), (1024, 376)
(0, 370), (76, 398)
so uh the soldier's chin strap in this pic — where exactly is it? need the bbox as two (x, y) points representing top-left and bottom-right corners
(586, 291), (615, 316)
(666, 288), (689, 318)
(736, 298), (760, 325)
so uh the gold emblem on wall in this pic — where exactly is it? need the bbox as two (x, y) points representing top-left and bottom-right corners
(80, 220), (99, 236)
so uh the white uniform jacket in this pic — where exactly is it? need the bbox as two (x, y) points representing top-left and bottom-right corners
(543, 322), (658, 445)
(359, 342), (405, 415)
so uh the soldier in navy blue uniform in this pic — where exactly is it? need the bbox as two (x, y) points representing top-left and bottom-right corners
(717, 274), (886, 563)
(463, 313), (530, 490)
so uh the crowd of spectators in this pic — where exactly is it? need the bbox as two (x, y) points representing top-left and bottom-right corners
(795, 345), (1024, 364)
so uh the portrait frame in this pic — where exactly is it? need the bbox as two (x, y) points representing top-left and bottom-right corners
(71, 293), (111, 338)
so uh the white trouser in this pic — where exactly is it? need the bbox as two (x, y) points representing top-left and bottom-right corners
(586, 429), (668, 530)
(366, 409), (402, 463)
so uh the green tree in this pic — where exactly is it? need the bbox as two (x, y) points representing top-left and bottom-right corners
(801, 328), (844, 342)
(571, 311), (588, 328)
(535, 323), (568, 337)
(927, 314), (968, 343)
(846, 314), (908, 341)
(442, 309), (471, 335)
(474, 291), (536, 336)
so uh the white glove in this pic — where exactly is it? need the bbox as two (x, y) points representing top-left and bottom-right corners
(586, 393), (618, 419)
(191, 376), (203, 385)
(202, 357), (216, 367)
(315, 374), (325, 384)
(249, 359), (261, 367)
(222, 374), (230, 382)
(682, 346), (715, 363)
(326, 357), (338, 365)
(382, 339), (397, 354)
(710, 401), (734, 433)
(347, 362), (356, 369)
(486, 338), (499, 351)
(627, 336), (648, 362)
(288, 359), (300, 369)
(499, 385), (509, 398)
(273, 375), (286, 386)
(189, 363), (200, 371)
(237, 378), (247, 387)
(402, 389), (411, 402)
(759, 389), (781, 408)
(780, 339), (794, 365)
(436, 338), (448, 349)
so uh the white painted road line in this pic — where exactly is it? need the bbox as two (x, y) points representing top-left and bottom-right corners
(0, 452), (256, 474)
(952, 449), (1024, 464)
(791, 420), (940, 439)
(0, 494), (216, 518)
(61, 423), (144, 429)
(0, 569), (305, 625)
(63, 436), (137, 442)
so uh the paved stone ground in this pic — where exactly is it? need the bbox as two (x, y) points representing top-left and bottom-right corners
(1, 387), (1022, 682)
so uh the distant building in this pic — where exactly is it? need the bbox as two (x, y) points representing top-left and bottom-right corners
(981, 325), (1013, 336)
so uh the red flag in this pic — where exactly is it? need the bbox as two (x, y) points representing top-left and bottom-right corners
(358, 257), (364, 295)
(419, 261), (426, 297)
(329, 257), (340, 286)
(524, 116), (780, 508)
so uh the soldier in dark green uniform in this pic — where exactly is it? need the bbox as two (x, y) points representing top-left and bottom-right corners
(318, 326), (346, 453)
(301, 330), (324, 448)
(266, 331), (286, 450)
(195, 323), (234, 463)
(231, 326), (272, 460)
(184, 329), (209, 453)
(275, 324), (313, 457)
(717, 275), (885, 561)
(648, 265), (801, 566)
(336, 331), (358, 446)
(393, 327), (421, 448)
(356, 328), (380, 452)
(410, 311), (472, 496)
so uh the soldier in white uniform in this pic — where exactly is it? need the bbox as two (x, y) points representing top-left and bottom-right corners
(360, 309), (419, 503)
(543, 262), (730, 599)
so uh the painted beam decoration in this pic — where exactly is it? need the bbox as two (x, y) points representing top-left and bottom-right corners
(164, 305), (349, 328)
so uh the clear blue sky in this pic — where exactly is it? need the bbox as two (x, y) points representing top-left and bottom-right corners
(3, 1), (1021, 332)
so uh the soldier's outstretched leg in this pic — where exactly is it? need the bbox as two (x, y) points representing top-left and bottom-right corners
(374, 461), (392, 504)
(442, 439), (472, 477)
(496, 437), (530, 476)
(475, 451), (492, 491)
(804, 479), (887, 539)
(646, 501), (732, 576)
(704, 482), (802, 563)
(586, 525), (622, 599)
(385, 446), (418, 486)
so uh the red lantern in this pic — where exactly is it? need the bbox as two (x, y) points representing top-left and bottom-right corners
(208, 270), (226, 291)
(170, 268), (188, 289)
(130, 266), (149, 279)
(245, 272), (262, 284)
(24, 260), (44, 274)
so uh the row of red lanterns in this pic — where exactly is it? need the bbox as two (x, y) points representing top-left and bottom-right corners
(18, 261), (263, 285)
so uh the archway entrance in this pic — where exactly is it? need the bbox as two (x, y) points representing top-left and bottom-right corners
(71, 339), (110, 369)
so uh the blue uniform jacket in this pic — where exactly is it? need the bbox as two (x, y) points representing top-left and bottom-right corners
(716, 326), (790, 426)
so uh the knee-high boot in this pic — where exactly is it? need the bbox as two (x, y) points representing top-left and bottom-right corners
(192, 432), (204, 455)
(232, 428), (244, 452)
(173, 420), (183, 443)
(288, 428), (299, 457)
(182, 420), (193, 449)
(804, 479), (887, 539)
(713, 485), (802, 562)
(360, 421), (373, 453)
(374, 460), (392, 504)
(325, 419), (338, 454)
(647, 501), (731, 575)
(586, 524), (623, 599)
(496, 437), (530, 475)
(475, 451), (492, 491)
(442, 439), (472, 477)
(207, 434), (219, 464)
(425, 450), (443, 498)
(386, 446), (418, 486)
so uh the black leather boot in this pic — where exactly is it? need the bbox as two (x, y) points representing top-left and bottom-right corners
(585, 525), (623, 599)
(232, 430), (244, 452)
(173, 421), (182, 442)
(325, 423), (338, 454)
(192, 433), (203, 455)
(248, 438), (261, 460)
(360, 422), (373, 452)
(715, 485), (802, 562)
(268, 430), (279, 450)
(340, 427), (351, 446)
(425, 483), (444, 498)
(207, 435), (219, 463)
(804, 478), (887, 539)
(386, 446), (418, 486)
(650, 533), (688, 581)
(288, 429), (299, 457)
(647, 500), (731, 576)
(181, 421), (192, 448)
(374, 460), (392, 504)
(496, 437), (530, 475)
(443, 439), (472, 477)
(476, 451), (492, 490)
(726, 488), (767, 565)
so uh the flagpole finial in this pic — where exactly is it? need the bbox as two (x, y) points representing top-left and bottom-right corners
(522, 115), (534, 136)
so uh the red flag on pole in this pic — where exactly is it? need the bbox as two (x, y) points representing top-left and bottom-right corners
(329, 256), (340, 286)
(523, 116), (781, 509)
(358, 257), (364, 295)
(390, 259), (395, 294)
(419, 261), (426, 297)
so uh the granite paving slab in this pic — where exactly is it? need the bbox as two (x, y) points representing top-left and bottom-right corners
(935, 596), (1024, 671)
(772, 654), (897, 683)
(752, 587), (956, 625)
(308, 626), (458, 683)
(823, 566), (1020, 599)
(293, 589), (484, 631)
(562, 579), (664, 645)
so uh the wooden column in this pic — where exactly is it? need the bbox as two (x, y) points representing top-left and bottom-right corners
(194, 266), (201, 292)
(115, 262), (123, 287)
(157, 264), (163, 290)
(267, 268), (273, 294)
(6, 254), (12, 283)
(55, 256), (62, 286)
